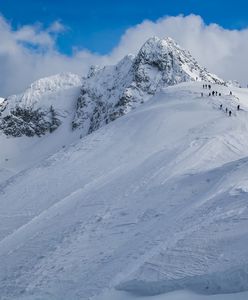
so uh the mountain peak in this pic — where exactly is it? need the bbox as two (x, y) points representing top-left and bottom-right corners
(137, 36), (189, 61)
(72, 36), (225, 134)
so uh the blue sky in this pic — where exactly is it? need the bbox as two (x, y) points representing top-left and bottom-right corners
(1, 0), (248, 96)
(1, 0), (248, 55)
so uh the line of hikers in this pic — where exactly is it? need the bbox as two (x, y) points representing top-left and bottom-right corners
(200, 91), (221, 97)
(201, 84), (241, 117)
(219, 104), (240, 117)
(203, 84), (212, 89)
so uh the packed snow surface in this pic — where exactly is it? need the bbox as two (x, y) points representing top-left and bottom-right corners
(1, 82), (248, 299)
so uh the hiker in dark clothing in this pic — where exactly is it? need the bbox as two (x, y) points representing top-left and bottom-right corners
(225, 108), (228, 113)
(230, 91), (232, 95)
(212, 91), (215, 96)
(201, 92), (203, 97)
(229, 110), (232, 117)
(209, 92), (211, 96)
(220, 104), (223, 109)
(237, 105), (240, 111)
(215, 91), (218, 96)
(219, 93), (221, 96)
(209, 85), (211, 89)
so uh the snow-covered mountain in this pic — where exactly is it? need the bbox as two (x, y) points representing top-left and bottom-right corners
(0, 37), (224, 138)
(1, 36), (248, 300)
(1, 80), (248, 300)
(0, 73), (81, 137)
(72, 36), (224, 134)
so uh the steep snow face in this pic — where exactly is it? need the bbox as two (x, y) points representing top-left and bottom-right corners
(72, 37), (224, 134)
(0, 73), (82, 137)
(1, 82), (248, 299)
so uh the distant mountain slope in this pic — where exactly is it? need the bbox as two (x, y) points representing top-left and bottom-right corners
(0, 73), (81, 137)
(72, 37), (224, 134)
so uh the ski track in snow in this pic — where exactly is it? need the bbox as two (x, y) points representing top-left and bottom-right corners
(1, 82), (248, 299)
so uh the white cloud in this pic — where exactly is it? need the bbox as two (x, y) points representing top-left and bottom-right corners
(110, 15), (248, 86)
(0, 15), (103, 96)
(48, 21), (67, 34)
(0, 14), (248, 97)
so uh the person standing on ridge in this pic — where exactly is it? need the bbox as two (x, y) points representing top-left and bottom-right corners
(225, 108), (228, 113)
(229, 110), (232, 117)
(237, 105), (240, 111)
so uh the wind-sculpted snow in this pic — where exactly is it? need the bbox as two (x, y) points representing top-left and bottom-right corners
(72, 37), (224, 134)
(1, 82), (248, 299)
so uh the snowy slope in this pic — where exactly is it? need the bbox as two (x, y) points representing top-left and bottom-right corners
(1, 82), (248, 299)
(72, 37), (224, 135)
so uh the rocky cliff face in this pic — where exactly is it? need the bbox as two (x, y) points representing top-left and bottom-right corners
(72, 36), (224, 134)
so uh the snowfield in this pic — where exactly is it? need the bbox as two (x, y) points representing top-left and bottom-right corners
(1, 82), (248, 299)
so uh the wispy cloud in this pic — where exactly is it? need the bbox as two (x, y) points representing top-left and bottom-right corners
(0, 14), (248, 97)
